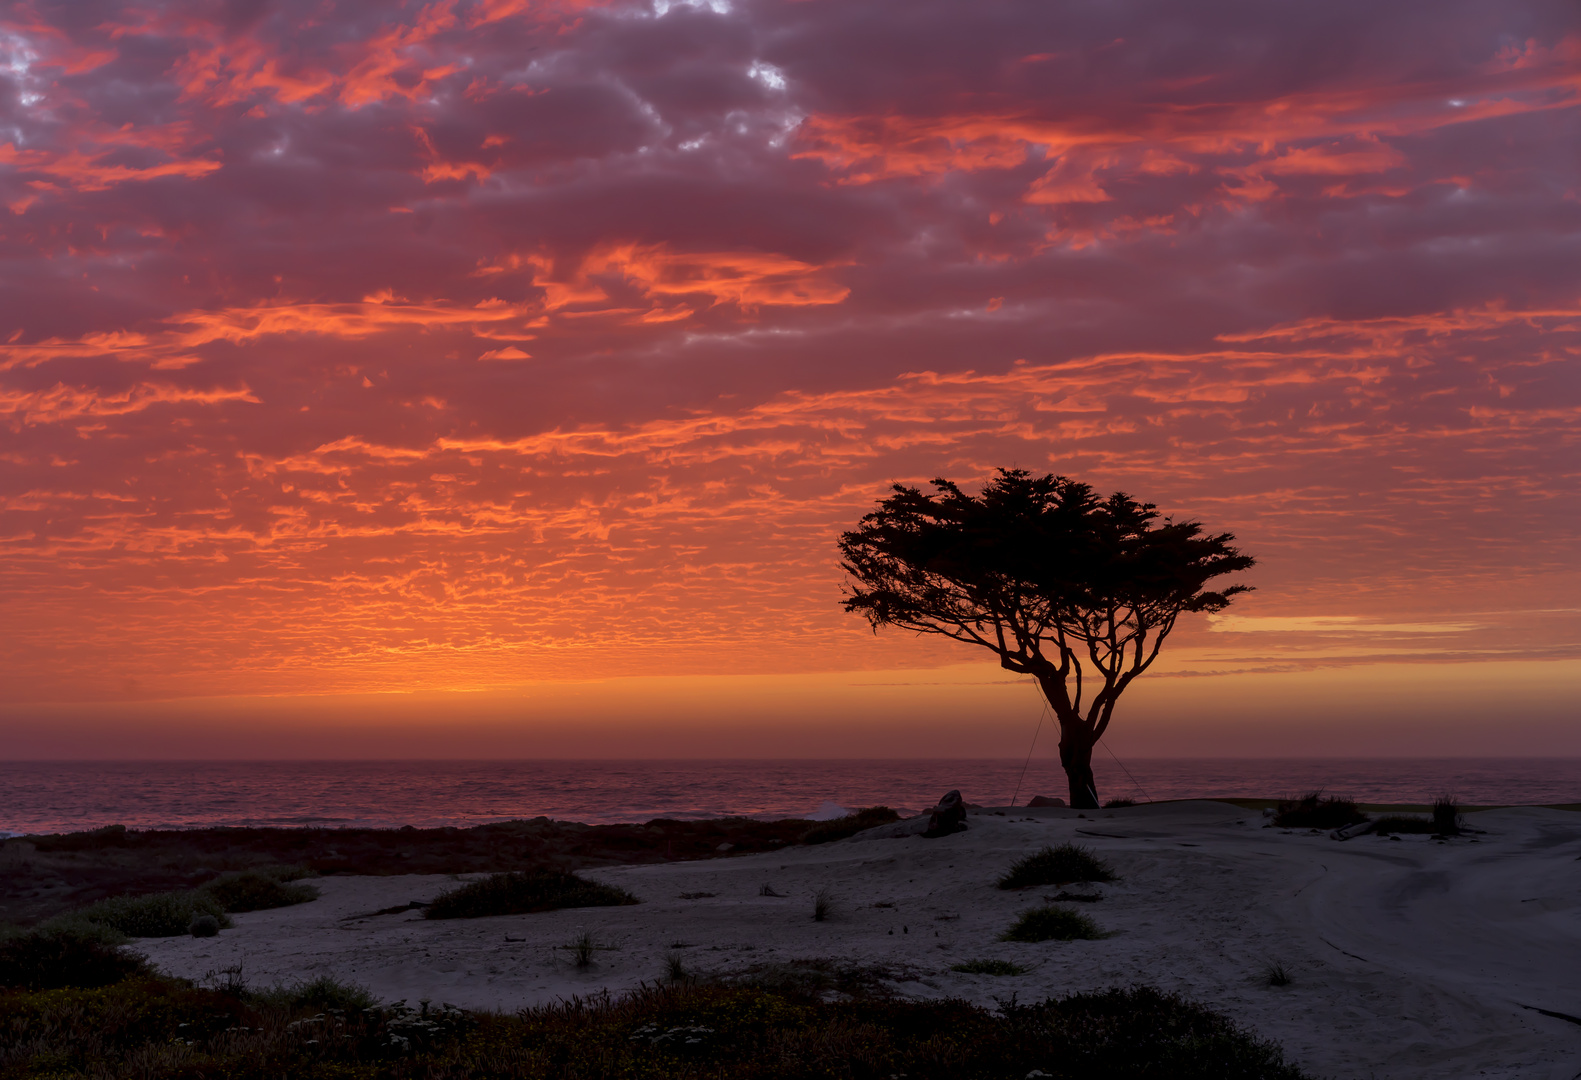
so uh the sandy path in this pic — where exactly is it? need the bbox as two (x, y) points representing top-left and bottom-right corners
(136, 801), (1581, 1080)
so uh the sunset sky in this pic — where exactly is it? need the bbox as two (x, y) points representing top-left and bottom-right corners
(2, 0), (1578, 757)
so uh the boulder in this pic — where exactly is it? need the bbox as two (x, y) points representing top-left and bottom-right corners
(1027, 795), (1066, 808)
(923, 790), (968, 838)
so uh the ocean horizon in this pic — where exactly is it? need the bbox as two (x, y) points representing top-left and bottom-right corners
(2, 757), (1576, 836)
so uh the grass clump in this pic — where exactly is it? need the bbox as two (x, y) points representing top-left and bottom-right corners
(951, 958), (1029, 976)
(202, 868), (319, 912)
(1432, 796), (1464, 835)
(1273, 792), (1365, 829)
(665, 950), (689, 982)
(812, 887), (834, 922)
(998, 843), (1115, 889)
(0, 977), (1310, 1079)
(799, 806), (901, 845)
(425, 869), (637, 919)
(0, 923), (149, 990)
(252, 973), (379, 1012)
(54, 889), (231, 938)
(1103, 798), (1137, 808)
(1001, 905), (1105, 943)
(1374, 797), (1464, 837)
(1264, 961), (1292, 987)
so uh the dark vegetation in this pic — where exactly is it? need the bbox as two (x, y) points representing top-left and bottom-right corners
(950, 958), (1029, 976)
(59, 888), (233, 938)
(0, 923), (150, 991)
(799, 806), (900, 844)
(1272, 793), (1365, 829)
(0, 815), (851, 929)
(1001, 905), (1106, 943)
(203, 868), (319, 912)
(0, 973), (1310, 1080)
(1102, 798), (1137, 808)
(426, 871), (637, 920)
(1372, 798), (1465, 836)
(998, 844), (1115, 890)
(839, 469), (1254, 808)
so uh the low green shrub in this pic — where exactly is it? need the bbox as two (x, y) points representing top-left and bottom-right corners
(426, 870), (638, 919)
(998, 843), (1115, 889)
(950, 958), (1028, 975)
(0, 977), (1311, 1079)
(252, 974), (379, 1012)
(1273, 792), (1365, 829)
(56, 890), (231, 938)
(1001, 905), (1105, 943)
(799, 806), (902, 845)
(1103, 798), (1137, 808)
(203, 869), (319, 912)
(0, 924), (149, 990)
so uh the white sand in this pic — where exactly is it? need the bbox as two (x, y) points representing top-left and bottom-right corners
(136, 801), (1581, 1080)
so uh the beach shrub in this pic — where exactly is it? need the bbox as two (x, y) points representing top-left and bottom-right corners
(57, 889), (231, 938)
(1001, 905), (1105, 943)
(189, 914), (221, 937)
(1432, 796), (1464, 835)
(1273, 792), (1365, 829)
(799, 806), (902, 844)
(998, 843), (1116, 889)
(951, 958), (1029, 976)
(253, 974), (379, 1012)
(426, 870), (637, 919)
(0, 924), (149, 990)
(1264, 961), (1292, 987)
(1103, 798), (1137, 808)
(1373, 798), (1465, 836)
(0, 977), (1311, 1079)
(203, 869), (319, 912)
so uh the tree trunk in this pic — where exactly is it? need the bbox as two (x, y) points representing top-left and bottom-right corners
(1058, 722), (1099, 809)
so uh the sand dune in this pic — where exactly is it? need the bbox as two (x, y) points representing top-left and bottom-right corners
(136, 801), (1581, 1080)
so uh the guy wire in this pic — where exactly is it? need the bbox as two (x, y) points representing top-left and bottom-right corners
(1009, 696), (1049, 809)
(1102, 739), (1154, 804)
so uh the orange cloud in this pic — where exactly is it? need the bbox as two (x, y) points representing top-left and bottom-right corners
(0, 381), (259, 427)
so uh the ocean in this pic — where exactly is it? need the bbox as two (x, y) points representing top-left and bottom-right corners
(1, 758), (1576, 836)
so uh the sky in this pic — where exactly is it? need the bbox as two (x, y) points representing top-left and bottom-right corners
(1, 0), (1578, 757)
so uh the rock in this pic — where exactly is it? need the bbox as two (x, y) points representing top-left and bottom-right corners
(1027, 796), (1066, 808)
(923, 790), (968, 838)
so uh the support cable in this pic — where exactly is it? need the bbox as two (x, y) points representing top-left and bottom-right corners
(1009, 697), (1050, 809)
(1101, 739), (1154, 804)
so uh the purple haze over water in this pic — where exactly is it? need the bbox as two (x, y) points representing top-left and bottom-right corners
(1, 758), (1577, 836)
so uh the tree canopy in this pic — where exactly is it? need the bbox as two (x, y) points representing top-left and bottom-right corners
(838, 469), (1254, 808)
